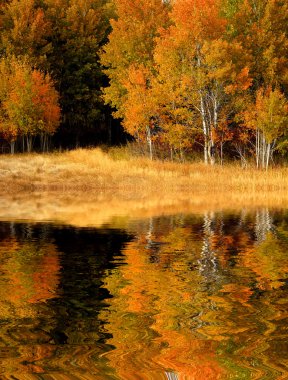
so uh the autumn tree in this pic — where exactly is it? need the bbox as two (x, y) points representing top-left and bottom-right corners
(152, 0), (252, 164)
(241, 87), (288, 169)
(101, 0), (287, 165)
(0, 0), (113, 148)
(100, 0), (170, 158)
(0, 0), (287, 162)
(229, 0), (288, 90)
(0, 58), (60, 153)
(227, 0), (288, 166)
(0, 0), (51, 67)
(0, 58), (17, 151)
(152, 34), (198, 160)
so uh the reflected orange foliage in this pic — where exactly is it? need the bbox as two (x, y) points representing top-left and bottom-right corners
(101, 235), (225, 379)
(99, 210), (288, 378)
(0, 240), (60, 318)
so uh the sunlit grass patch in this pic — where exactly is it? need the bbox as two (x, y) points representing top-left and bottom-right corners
(0, 147), (287, 194)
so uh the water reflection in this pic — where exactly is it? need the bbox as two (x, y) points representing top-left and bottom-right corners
(0, 223), (132, 378)
(0, 210), (287, 379)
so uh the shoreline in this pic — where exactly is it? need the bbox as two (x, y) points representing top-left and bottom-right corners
(0, 189), (287, 229)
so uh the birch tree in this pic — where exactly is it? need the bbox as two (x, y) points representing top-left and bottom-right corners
(153, 0), (251, 164)
(242, 87), (288, 169)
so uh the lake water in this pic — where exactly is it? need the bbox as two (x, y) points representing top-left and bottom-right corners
(0, 208), (287, 379)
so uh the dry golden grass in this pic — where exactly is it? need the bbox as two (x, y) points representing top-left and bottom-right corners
(0, 147), (287, 192)
(0, 147), (287, 227)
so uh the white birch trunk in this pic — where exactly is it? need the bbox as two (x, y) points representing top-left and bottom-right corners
(266, 143), (271, 170)
(261, 133), (266, 169)
(200, 92), (209, 164)
(256, 128), (260, 169)
(146, 126), (153, 160)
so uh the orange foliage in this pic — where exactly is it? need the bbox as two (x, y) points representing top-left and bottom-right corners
(101, 0), (170, 137)
(31, 70), (61, 134)
(0, 58), (60, 141)
(225, 67), (253, 94)
(171, 0), (226, 41)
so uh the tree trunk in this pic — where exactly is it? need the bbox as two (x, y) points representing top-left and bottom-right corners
(200, 93), (209, 165)
(256, 129), (272, 170)
(10, 141), (15, 155)
(146, 126), (153, 160)
(26, 136), (33, 153)
(179, 143), (184, 162)
(41, 133), (50, 152)
(255, 129), (258, 168)
(208, 139), (215, 165)
(170, 146), (173, 161)
(211, 93), (218, 166)
(266, 142), (271, 170)
(261, 133), (266, 169)
(41, 133), (45, 152)
(204, 138), (209, 164)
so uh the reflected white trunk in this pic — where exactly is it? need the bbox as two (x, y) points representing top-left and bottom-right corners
(255, 209), (273, 243)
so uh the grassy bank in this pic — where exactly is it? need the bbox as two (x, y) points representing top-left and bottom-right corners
(0, 148), (287, 224)
(0, 147), (287, 192)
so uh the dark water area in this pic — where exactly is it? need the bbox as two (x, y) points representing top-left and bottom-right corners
(0, 209), (288, 379)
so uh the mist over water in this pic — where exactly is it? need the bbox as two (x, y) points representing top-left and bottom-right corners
(0, 209), (287, 379)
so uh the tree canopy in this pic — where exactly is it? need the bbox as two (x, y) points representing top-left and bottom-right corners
(101, 0), (288, 166)
(0, 0), (287, 167)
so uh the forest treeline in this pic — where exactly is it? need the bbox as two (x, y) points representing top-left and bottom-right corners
(0, 0), (287, 167)
(0, 0), (115, 152)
